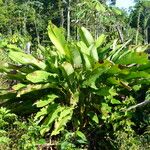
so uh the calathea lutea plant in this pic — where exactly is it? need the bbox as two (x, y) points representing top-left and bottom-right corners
(0, 22), (149, 137)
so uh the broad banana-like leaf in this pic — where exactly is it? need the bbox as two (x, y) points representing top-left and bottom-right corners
(71, 46), (82, 67)
(12, 83), (26, 90)
(126, 71), (150, 79)
(106, 65), (129, 75)
(34, 107), (47, 122)
(51, 107), (73, 136)
(35, 94), (58, 108)
(17, 83), (56, 97)
(42, 105), (64, 132)
(9, 51), (46, 69)
(77, 41), (89, 55)
(79, 27), (94, 47)
(83, 61), (111, 89)
(95, 34), (106, 48)
(48, 22), (68, 56)
(61, 62), (74, 76)
(115, 52), (148, 65)
(39, 103), (61, 135)
(82, 54), (93, 69)
(136, 62), (150, 71)
(26, 70), (57, 83)
(89, 44), (99, 61)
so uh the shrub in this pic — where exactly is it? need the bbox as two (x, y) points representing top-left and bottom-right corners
(0, 23), (149, 149)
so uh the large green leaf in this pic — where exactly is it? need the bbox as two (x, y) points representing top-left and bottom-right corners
(51, 107), (73, 136)
(126, 71), (150, 79)
(41, 105), (65, 135)
(17, 83), (56, 97)
(9, 51), (46, 69)
(35, 94), (58, 108)
(34, 107), (47, 122)
(39, 103), (61, 136)
(89, 44), (99, 61)
(115, 52), (148, 65)
(82, 54), (93, 69)
(61, 62), (74, 76)
(107, 65), (129, 75)
(95, 34), (106, 48)
(26, 70), (57, 83)
(71, 46), (82, 67)
(48, 22), (69, 57)
(79, 27), (94, 47)
(77, 41), (89, 55)
(12, 83), (26, 90)
(83, 61), (111, 89)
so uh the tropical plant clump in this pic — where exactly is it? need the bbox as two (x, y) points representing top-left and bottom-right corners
(0, 0), (150, 149)
(0, 21), (149, 149)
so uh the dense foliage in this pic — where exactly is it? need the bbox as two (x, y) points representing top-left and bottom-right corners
(0, 0), (150, 149)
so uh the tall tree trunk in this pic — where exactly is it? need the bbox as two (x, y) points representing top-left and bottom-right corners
(59, 0), (64, 28)
(136, 10), (141, 45)
(67, 0), (71, 40)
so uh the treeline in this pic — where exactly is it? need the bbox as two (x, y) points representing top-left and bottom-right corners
(0, 0), (149, 47)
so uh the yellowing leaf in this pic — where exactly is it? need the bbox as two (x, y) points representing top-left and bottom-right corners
(12, 83), (26, 90)
(26, 70), (57, 83)
(62, 62), (74, 75)
(17, 83), (55, 97)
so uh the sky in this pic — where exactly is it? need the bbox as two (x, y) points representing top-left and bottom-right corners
(115, 0), (135, 10)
